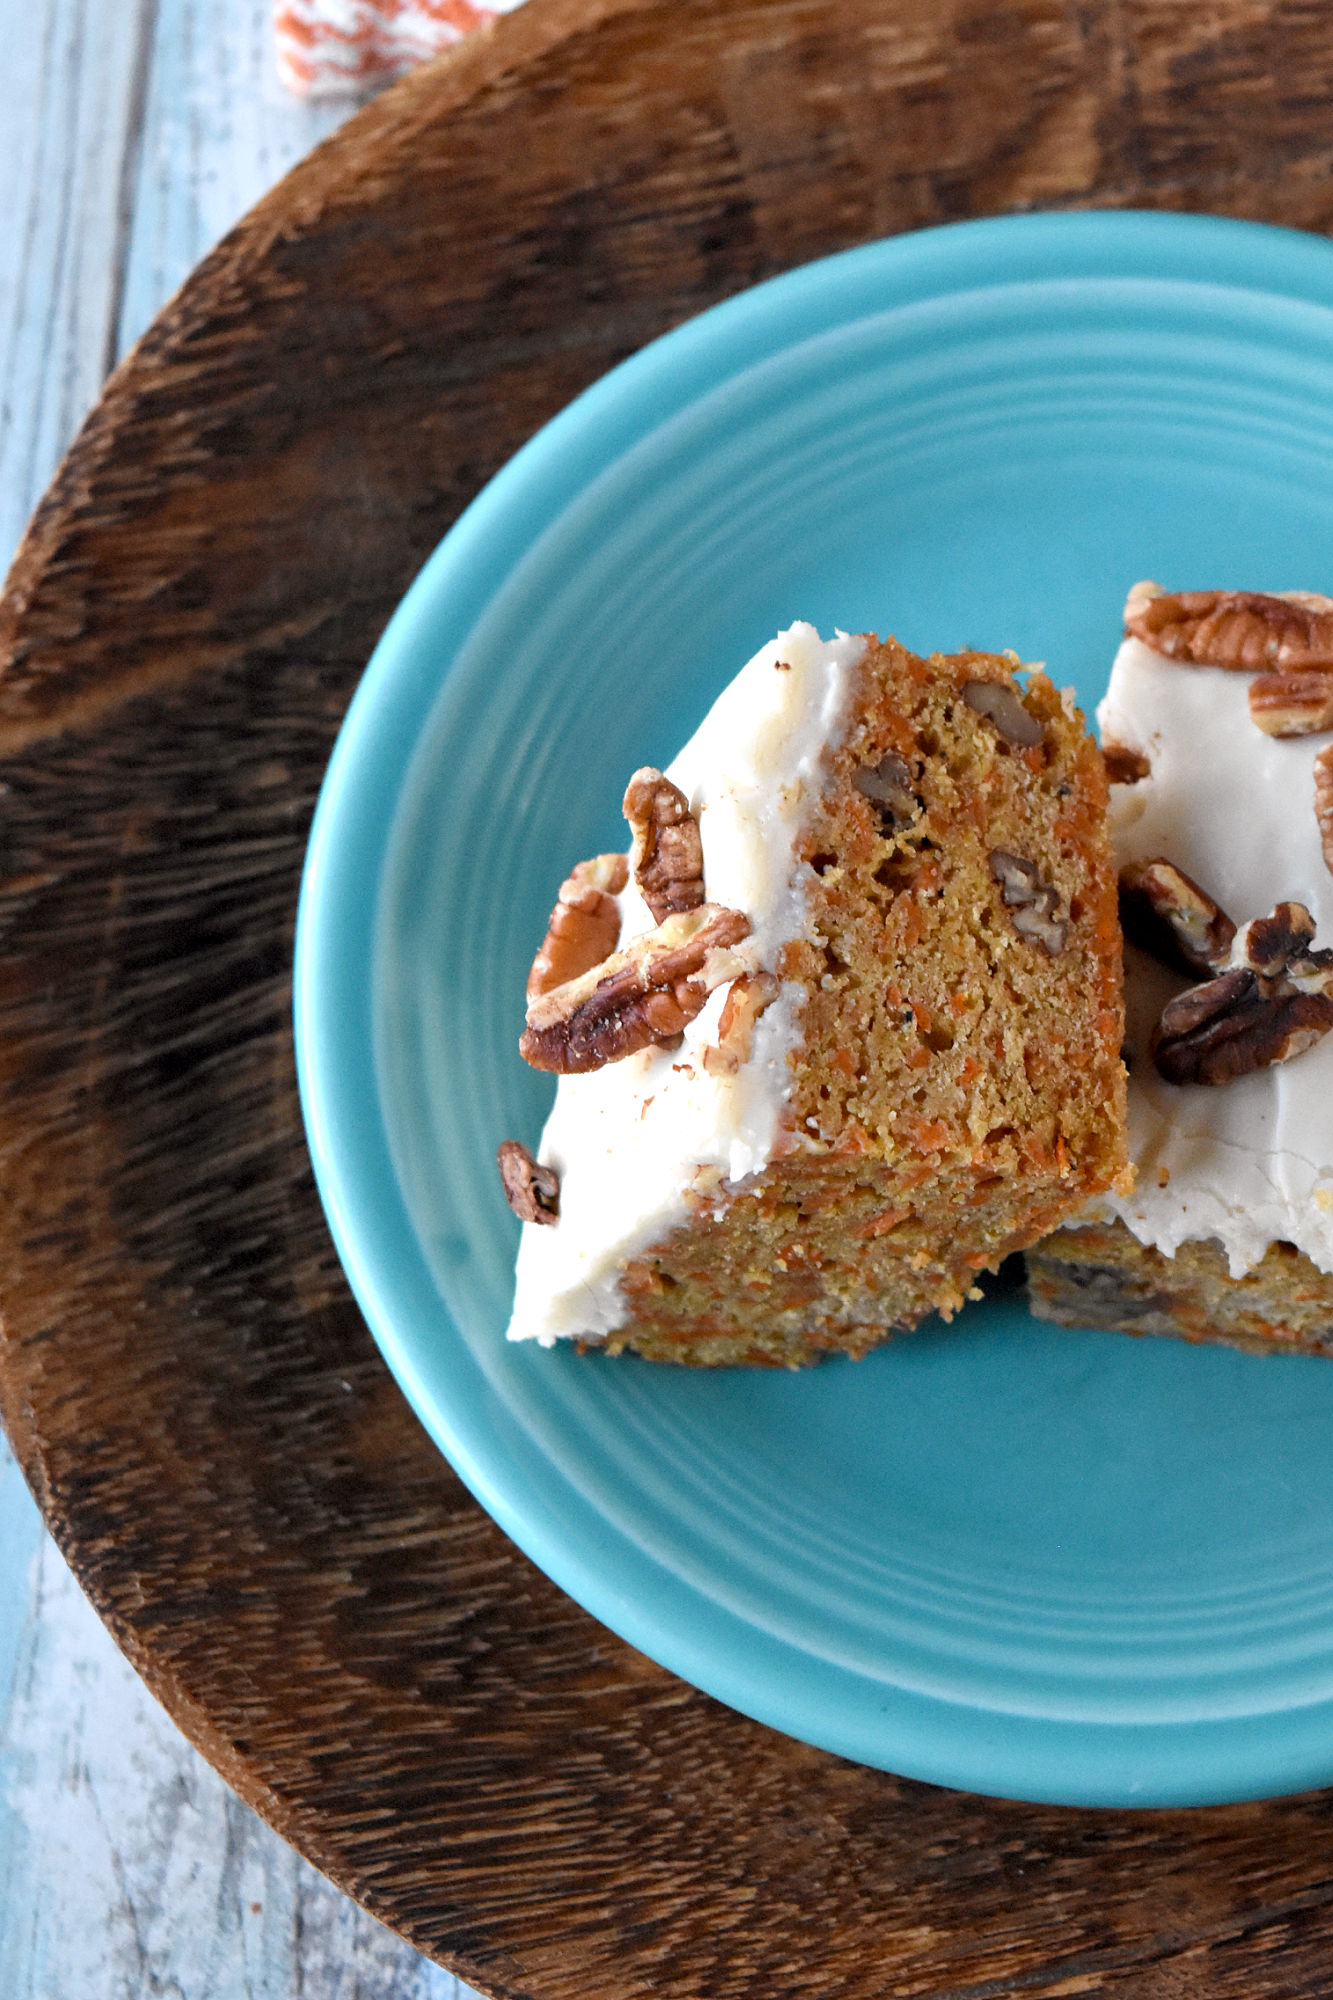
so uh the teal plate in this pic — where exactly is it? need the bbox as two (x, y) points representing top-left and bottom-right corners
(296, 211), (1333, 1808)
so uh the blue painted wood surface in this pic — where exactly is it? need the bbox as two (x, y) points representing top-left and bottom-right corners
(1, 4), (483, 1991)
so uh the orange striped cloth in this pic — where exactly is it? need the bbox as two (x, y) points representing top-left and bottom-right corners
(275, 0), (526, 94)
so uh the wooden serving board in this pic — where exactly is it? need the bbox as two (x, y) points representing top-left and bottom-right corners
(6, 2), (1333, 1993)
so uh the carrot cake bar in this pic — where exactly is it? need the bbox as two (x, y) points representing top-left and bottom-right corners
(1028, 585), (1333, 1355)
(500, 621), (1128, 1366)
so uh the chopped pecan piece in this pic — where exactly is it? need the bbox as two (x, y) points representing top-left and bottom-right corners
(1102, 740), (1151, 785)
(854, 752), (918, 829)
(962, 678), (1044, 748)
(623, 768), (705, 923)
(703, 971), (781, 1076)
(1151, 968), (1333, 1086)
(1248, 670), (1333, 737)
(1317, 745), (1333, 878)
(520, 904), (751, 1074)
(497, 1139), (560, 1225)
(526, 852), (629, 1002)
(1118, 858), (1235, 977)
(988, 850), (1068, 955)
(1232, 902), (1318, 978)
(1124, 581), (1333, 671)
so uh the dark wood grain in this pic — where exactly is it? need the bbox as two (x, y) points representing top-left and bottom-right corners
(6, 1), (1333, 1993)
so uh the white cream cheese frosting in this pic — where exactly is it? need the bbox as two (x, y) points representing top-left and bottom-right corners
(506, 622), (868, 1345)
(1090, 634), (1333, 1277)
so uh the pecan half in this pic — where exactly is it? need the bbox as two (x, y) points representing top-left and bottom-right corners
(703, 971), (781, 1076)
(1124, 581), (1333, 671)
(1248, 670), (1333, 737)
(1151, 968), (1333, 1086)
(623, 768), (705, 923)
(1102, 740), (1151, 785)
(497, 1140), (560, 1225)
(520, 904), (751, 1074)
(1149, 898), (1333, 1085)
(1317, 745), (1333, 879)
(854, 752), (918, 829)
(962, 678), (1044, 748)
(1118, 858), (1235, 977)
(989, 850), (1068, 955)
(526, 852), (629, 1002)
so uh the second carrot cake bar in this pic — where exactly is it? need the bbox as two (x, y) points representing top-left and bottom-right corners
(1029, 585), (1333, 1355)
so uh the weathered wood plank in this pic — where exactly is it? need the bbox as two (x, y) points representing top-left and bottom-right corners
(117, 0), (351, 359)
(0, 0), (350, 583)
(0, 0), (152, 572)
